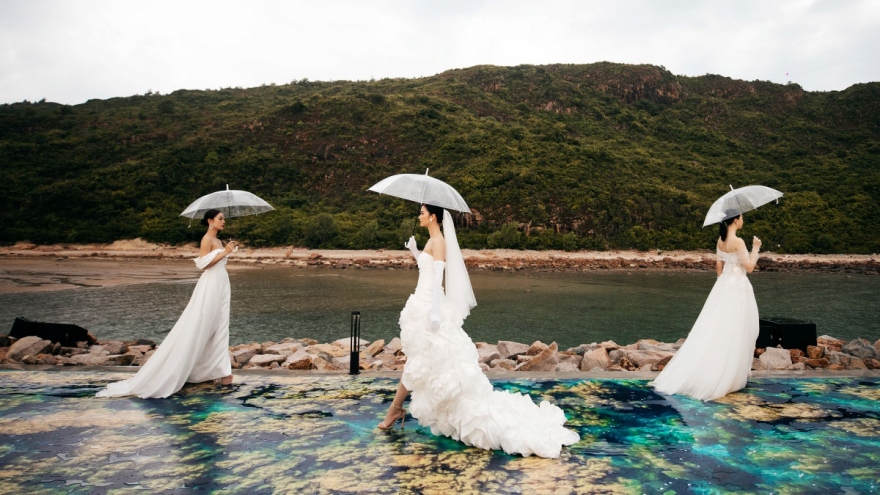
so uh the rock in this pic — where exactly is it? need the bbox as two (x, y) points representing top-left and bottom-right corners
(803, 358), (830, 369)
(874, 339), (880, 355)
(283, 351), (313, 370)
(567, 344), (596, 356)
(789, 349), (805, 361)
(134, 350), (155, 366)
(128, 344), (153, 353)
(298, 338), (319, 346)
(265, 343), (304, 357)
(0, 334), (11, 347)
(826, 350), (867, 369)
(60, 346), (88, 357)
(477, 345), (501, 365)
(755, 348), (766, 357)
(230, 342), (261, 353)
(555, 361), (579, 373)
(759, 347), (792, 370)
(806, 345), (824, 359)
(608, 349), (627, 365)
(598, 340), (619, 351)
(652, 355), (673, 371)
(96, 341), (128, 355)
(71, 351), (134, 366)
(75, 341), (89, 349)
(842, 338), (880, 361)
(232, 348), (258, 365)
(526, 341), (549, 356)
(497, 340), (531, 359)
(818, 335), (845, 352)
(580, 347), (611, 371)
(21, 353), (57, 365)
(864, 358), (880, 370)
(386, 337), (403, 355)
(489, 359), (516, 371)
(0, 348), (7, 362)
(787, 362), (806, 370)
(136, 339), (156, 347)
(827, 363), (846, 371)
(332, 337), (370, 351)
(313, 356), (343, 371)
(365, 339), (385, 357)
(306, 343), (349, 358)
(249, 354), (286, 366)
(751, 358), (765, 370)
(268, 361), (279, 370)
(617, 356), (636, 371)
(627, 351), (670, 367)
(6, 336), (53, 362)
(516, 342), (558, 371)
(332, 355), (351, 369)
(259, 341), (278, 354)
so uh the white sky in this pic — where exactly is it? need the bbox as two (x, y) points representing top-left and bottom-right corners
(1, 0), (878, 105)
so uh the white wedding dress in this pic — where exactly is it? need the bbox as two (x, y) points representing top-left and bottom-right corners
(651, 248), (759, 401)
(399, 252), (580, 458)
(96, 249), (233, 399)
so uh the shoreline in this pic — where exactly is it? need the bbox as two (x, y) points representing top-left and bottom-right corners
(1, 239), (877, 294)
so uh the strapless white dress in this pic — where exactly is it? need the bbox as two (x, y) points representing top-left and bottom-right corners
(399, 252), (580, 458)
(96, 249), (233, 399)
(652, 248), (760, 401)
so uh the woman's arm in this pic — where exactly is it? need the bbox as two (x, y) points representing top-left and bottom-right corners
(716, 238), (723, 276)
(736, 237), (761, 273)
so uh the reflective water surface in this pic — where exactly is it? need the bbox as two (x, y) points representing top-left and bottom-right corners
(1, 267), (878, 348)
(0, 370), (877, 493)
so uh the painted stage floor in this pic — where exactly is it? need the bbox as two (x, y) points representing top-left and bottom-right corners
(0, 370), (878, 494)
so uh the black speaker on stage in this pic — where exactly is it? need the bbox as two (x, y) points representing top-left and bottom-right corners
(757, 316), (817, 353)
(9, 317), (95, 347)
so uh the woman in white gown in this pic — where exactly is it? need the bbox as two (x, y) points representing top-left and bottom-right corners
(651, 212), (762, 401)
(96, 209), (239, 399)
(377, 204), (580, 458)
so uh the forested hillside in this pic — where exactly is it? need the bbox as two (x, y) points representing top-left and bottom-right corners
(1, 62), (878, 253)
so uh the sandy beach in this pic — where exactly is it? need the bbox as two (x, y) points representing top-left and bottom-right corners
(1, 239), (877, 293)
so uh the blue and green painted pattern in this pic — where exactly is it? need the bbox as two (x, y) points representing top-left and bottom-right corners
(0, 371), (878, 493)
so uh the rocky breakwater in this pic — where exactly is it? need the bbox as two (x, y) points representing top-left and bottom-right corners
(4, 332), (878, 373)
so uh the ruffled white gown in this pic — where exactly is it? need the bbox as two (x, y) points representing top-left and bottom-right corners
(651, 248), (759, 401)
(399, 252), (580, 458)
(96, 249), (233, 399)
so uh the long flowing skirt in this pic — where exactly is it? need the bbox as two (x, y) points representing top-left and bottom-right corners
(651, 272), (759, 401)
(96, 261), (232, 399)
(399, 295), (580, 458)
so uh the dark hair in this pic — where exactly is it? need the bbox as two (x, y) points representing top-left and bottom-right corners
(719, 213), (742, 241)
(201, 209), (223, 226)
(422, 204), (444, 224)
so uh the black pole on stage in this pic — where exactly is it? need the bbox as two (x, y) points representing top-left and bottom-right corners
(349, 311), (361, 375)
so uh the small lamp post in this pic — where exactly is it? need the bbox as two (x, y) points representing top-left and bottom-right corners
(349, 311), (361, 375)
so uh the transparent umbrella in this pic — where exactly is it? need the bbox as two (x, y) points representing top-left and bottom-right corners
(367, 170), (470, 213)
(180, 184), (275, 222)
(703, 185), (783, 227)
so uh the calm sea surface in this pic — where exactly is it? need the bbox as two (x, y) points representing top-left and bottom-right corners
(1, 267), (878, 349)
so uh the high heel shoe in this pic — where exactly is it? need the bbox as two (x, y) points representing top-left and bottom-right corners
(377, 405), (406, 430)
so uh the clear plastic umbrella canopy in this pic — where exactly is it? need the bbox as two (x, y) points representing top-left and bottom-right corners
(703, 185), (783, 227)
(180, 185), (275, 221)
(367, 172), (470, 213)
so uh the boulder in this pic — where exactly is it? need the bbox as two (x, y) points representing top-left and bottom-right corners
(627, 351), (670, 367)
(386, 337), (403, 355)
(489, 359), (516, 371)
(580, 347), (611, 371)
(608, 349), (627, 365)
(818, 335), (844, 352)
(652, 355), (672, 371)
(516, 342), (558, 371)
(803, 358), (830, 369)
(230, 342), (261, 353)
(598, 340), (619, 351)
(806, 345), (824, 359)
(298, 338), (319, 346)
(864, 358), (880, 370)
(555, 361), (579, 373)
(479, 362), (490, 372)
(477, 345), (501, 365)
(313, 356), (344, 371)
(134, 350), (155, 366)
(759, 347), (792, 370)
(96, 341), (128, 355)
(232, 348), (258, 365)
(249, 354), (286, 366)
(751, 358), (765, 371)
(128, 344), (153, 354)
(365, 339), (385, 357)
(283, 351), (313, 370)
(567, 344), (596, 356)
(0, 348), (7, 362)
(497, 341), (530, 359)
(259, 341), (278, 354)
(332, 337), (370, 351)
(60, 346), (88, 357)
(0, 334), (11, 347)
(789, 349), (805, 362)
(21, 353), (57, 365)
(826, 350), (867, 369)
(71, 351), (134, 366)
(617, 356), (637, 371)
(265, 343), (303, 357)
(135, 339), (156, 347)
(306, 343), (349, 358)
(787, 362), (806, 371)
(526, 341), (549, 356)
(874, 339), (880, 355)
(636, 340), (675, 352)
(332, 355), (351, 369)
(6, 336), (53, 362)
(842, 339), (880, 361)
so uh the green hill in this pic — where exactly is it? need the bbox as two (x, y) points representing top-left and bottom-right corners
(1, 62), (878, 253)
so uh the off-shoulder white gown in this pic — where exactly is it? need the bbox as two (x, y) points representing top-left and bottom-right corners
(399, 252), (580, 458)
(651, 248), (760, 401)
(96, 248), (232, 399)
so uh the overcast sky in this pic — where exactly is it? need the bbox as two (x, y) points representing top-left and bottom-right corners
(1, 0), (878, 105)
